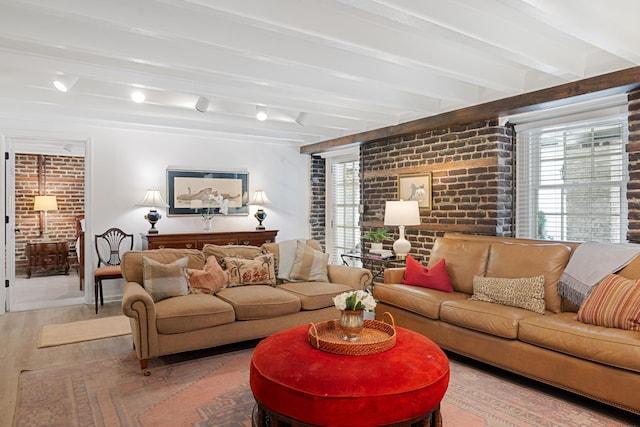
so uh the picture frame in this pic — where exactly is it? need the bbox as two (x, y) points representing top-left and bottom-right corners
(166, 169), (249, 216)
(398, 173), (432, 209)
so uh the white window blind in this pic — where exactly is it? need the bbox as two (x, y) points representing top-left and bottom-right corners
(516, 116), (628, 243)
(329, 159), (361, 264)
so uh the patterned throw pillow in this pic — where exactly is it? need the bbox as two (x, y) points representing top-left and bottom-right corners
(289, 240), (329, 282)
(402, 256), (453, 292)
(577, 274), (640, 331)
(142, 256), (190, 302)
(224, 253), (276, 287)
(470, 275), (546, 314)
(185, 256), (229, 294)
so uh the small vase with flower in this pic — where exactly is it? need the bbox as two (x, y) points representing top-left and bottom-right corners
(332, 290), (377, 342)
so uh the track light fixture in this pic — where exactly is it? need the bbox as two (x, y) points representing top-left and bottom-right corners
(53, 75), (78, 92)
(256, 105), (267, 121)
(295, 112), (308, 126)
(195, 96), (210, 113)
(131, 90), (145, 103)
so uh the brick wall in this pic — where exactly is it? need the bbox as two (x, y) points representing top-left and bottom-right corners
(626, 89), (640, 242)
(309, 155), (326, 247)
(360, 119), (513, 261)
(15, 154), (85, 276)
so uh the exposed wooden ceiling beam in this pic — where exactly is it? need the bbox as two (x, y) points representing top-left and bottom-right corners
(300, 66), (640, 155)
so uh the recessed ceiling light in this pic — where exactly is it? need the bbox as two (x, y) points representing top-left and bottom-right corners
(131, 90), (145, 103)
(53, 75), (78, 92)
(256, 105), (267, 121)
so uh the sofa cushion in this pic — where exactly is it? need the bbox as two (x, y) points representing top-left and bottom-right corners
(519, 312), (640, 373)
(403, 257), (453, 292)
(440, 299), (541, 339)
(278, 281), (354, 310)
(427, 237), (490, 294)
(185, 256), (229, 294)
(470, 275), (546, 314)
(485, 242), (571, 313)
(577, 274), (640, 331)
(224, 253), (276, 286)
(155, 293), (235, 334)
(289, 240), (329, 282)
(216, 285), (301, 320)
(142, 256), (190, 302)
(374, 283), (469, 320)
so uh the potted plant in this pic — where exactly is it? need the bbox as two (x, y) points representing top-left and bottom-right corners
(363, 227), (391, 251)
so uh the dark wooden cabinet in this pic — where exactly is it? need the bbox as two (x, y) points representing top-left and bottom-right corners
(25, 241), (70, 278)
(141, 230), (278, 250)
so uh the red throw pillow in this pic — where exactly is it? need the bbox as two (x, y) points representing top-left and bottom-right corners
(402, 256), (453, 292)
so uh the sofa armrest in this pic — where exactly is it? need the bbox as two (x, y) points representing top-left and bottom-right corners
(327, 264), (373, 291)
(122, 281), (158, 362)
(384, 268), (406, 284)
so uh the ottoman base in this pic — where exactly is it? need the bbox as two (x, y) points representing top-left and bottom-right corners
(252, 402), (443, 427)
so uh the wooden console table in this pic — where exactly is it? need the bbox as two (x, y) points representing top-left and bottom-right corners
(141, 230), (278, 250)
(25, 241), (70, 278)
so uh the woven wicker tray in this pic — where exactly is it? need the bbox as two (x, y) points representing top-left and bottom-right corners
(308, 312), (396, 356)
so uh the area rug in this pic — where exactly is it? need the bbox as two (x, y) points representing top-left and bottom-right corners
(14, 349), (633, 427)
(37, 315), (131, 348)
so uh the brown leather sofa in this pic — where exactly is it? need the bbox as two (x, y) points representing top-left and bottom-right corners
(122, 242), (372, 375)
(374, 233), (640, 415)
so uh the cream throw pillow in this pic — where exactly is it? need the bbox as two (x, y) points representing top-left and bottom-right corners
(276, 239), (304, 280)
(471, 275), (546, 314)
(289, 240), (329, 282)
(142, 256), (190, 302)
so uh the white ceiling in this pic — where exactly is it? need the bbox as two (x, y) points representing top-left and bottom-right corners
(1, 0), (639, 148)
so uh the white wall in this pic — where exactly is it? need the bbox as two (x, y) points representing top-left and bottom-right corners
(87, 126), (311, 245)
(1, 118), (312, 309)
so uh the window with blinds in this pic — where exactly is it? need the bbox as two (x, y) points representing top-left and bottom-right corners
(329, 159), (361, 264)
(516, 116), (628, 243)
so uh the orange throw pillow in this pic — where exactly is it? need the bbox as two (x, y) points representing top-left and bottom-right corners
(577, 274), (640, 331)
(185, 256), (228, 294)
(402, 256), (453, 292)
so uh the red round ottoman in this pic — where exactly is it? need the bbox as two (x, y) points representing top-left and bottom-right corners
(250, 324), (449, 427)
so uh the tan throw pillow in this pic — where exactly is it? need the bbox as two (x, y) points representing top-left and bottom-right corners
(142, 256), (190, 302)
(224, 253), (276, 287)
(289, 240), (329, 282)
(185, 256), (229, 294)
(470, 275), (546, 314)
(577, 274), (640, 331)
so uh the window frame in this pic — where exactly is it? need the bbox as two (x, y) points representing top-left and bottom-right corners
(324, 148), (361, 264)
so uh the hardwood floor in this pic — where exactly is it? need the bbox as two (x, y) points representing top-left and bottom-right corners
(0, 302), (132, 427)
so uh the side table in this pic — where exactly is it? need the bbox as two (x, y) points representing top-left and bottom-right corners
(25, 241), (70, 278)
(341, 252), (409, 284)
(250, 324), (449, 427)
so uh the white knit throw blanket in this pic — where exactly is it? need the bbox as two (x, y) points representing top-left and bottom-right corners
(558, 241), (640, 306)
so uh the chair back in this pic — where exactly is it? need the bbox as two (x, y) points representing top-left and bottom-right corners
(95, 228), (134, 267)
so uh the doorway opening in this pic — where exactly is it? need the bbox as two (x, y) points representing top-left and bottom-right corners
(5, 137), (86, 312)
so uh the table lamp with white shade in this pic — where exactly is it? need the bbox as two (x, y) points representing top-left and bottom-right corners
(33, 195), (58, 240)
(383, 200), (421, 258)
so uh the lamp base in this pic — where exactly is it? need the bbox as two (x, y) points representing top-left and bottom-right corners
(392, 225), (411, 258)
(145, 209), (161, 234)
(392, 238), (411, 259)
(254, 208), (267, 231)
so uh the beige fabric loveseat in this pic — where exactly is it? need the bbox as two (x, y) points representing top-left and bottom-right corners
(122, 240), (372, 375)
(374, 233), (640, 415)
